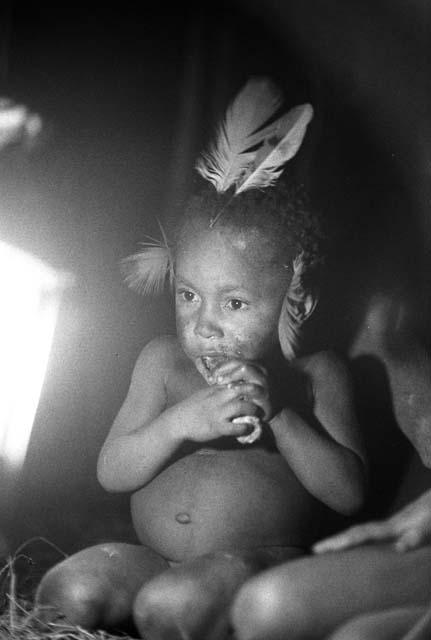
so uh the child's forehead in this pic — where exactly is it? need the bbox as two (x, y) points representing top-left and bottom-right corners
(175, 224), (292, 291)
(176, 220), (288, 265)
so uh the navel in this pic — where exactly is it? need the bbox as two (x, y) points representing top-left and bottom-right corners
(175, 512), (192, 524)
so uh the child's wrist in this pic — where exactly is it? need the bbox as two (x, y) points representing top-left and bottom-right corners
(162, 405), (189, 444)
(269, 407), (295, 434)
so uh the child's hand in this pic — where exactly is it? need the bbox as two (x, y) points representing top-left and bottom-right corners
(176, 382), (261, 443)
(313, 489), (431, 554)
(211, 359), (272, 421)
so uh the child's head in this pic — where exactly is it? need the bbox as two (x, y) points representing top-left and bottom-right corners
(176, 180), (323, 276)
(171, 179), (324, 369)
(174, 217), (288, 374)
(123, 78), (323, 364)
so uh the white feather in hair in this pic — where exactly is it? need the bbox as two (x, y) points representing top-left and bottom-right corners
(236, 103), (313, 194)
(196, 78), (313, 202)
(196, 78), (283, 193)
(122, 221), (173, 295)
(124, 78), (314, 299)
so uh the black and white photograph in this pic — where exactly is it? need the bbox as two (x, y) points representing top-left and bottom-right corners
(1, 2), (431, 638)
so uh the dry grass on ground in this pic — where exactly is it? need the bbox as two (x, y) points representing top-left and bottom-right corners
(0, 539), (136, 640)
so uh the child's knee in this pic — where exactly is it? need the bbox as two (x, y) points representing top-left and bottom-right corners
(231, 570), (309, 640)
(134, 551), (258, 638)
(133, 571), (197, 633)
(36, 564), (109, 628)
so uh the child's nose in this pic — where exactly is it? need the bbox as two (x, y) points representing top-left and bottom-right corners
(194, 307), (223, 339)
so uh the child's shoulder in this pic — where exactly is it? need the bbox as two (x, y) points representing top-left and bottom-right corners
(135, 335), (190, 376)
(135, 334), (185, 367)
(133, 335), (197, 398)
(292, 349), (352, 386)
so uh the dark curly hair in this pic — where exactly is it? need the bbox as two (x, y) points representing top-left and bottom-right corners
(171, 177), (326, 287)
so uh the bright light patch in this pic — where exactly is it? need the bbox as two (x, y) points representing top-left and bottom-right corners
(0, 242), (70, 469)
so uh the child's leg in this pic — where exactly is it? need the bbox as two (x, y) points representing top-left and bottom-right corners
(35, 542), (168, 629)
(328, 607), (425, 640)
(133, 547), (302, 640)
(231, 544), (431, 640)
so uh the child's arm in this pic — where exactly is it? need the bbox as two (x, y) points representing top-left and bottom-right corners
(270, 351), (367, 515)
(97, 336), (260, 493)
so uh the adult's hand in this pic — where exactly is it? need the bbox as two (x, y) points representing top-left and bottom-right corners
(313, 489), (431, 554)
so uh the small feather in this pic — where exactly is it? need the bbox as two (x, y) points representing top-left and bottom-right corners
(121, 221), (173, 296)
(122, 245), (171, 295)
(196, 78), (284, 192)
(278, 254), (306, 360)
(236, 104), (313, 194)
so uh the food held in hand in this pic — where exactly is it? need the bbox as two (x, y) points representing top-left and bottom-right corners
(233, 415), (262, 444)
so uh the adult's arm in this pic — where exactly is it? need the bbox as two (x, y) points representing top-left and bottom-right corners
(350, 293), (431, 468)
(313, 487), (431, 553)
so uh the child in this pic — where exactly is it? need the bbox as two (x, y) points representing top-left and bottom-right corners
(36, 78), (367, 639)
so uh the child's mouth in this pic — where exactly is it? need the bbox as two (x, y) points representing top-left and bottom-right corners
(196, 354), (229, 382)
(201, 355), (228, 373)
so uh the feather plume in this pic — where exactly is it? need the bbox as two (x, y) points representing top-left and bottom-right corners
(196, 78), (284, 192)
(236, 104), (313, 194)
(196, 77), (313, 200)
(278, 253), (307, 360)
(121, 221), (173, 296)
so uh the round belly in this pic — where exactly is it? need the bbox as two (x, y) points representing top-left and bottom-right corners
(131, 449), (321, 562)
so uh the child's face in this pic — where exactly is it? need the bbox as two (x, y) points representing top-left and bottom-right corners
(175, 226), (290, 375)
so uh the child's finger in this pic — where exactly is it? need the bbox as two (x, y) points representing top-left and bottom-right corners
(240, 392), (271, 421)
(217, 410), (260, 439)
(212, 358), (242, 376)
(220, 419), (253, 438)
(395, 528), (428, 553)
(312, 521), (395, 554)
(215, 358), (266, 376)
(252, 400), (271, 421)
(225, 398), (259, 421)
(217, 382), (262, 401)
(227, 381), (267, 398)
(209, 359), (244, 383)
(220, 381), (270, 420)
(216, 363), (267, 388)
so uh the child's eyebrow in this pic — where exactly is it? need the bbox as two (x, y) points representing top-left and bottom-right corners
(219, 285), (252, 295)
(174, 275), (194, 288)
(175, 276), (253, 297)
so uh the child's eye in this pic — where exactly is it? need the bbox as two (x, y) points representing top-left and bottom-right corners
(177, 289), (196, 303)
(226, 299), (247, 311)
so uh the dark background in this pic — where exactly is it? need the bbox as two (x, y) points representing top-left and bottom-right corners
(0, 0), (430, 574)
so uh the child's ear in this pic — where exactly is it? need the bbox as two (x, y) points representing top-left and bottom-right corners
(278, 289), (318, 360)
